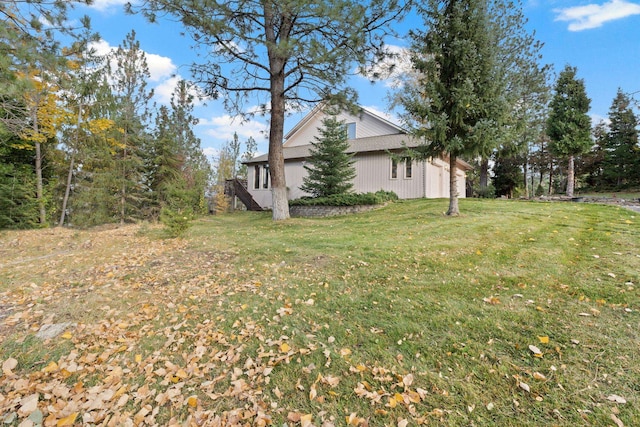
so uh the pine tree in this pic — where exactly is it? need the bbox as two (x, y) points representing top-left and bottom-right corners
(400, 0), (507, 215)
(300, 108), (356, 198)
(602, 89), (639, 188)
(110, 30), (154, 223)
(546, 65), (591, 197)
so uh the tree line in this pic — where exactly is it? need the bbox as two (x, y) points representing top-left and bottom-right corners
(1, 3), (218, 229)
(2, 0), (638, 228)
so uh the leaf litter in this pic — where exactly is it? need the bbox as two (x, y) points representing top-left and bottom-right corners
(1, 209), (639, 426)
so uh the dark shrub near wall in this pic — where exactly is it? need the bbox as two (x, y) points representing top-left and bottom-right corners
(289, 190), (398, 207)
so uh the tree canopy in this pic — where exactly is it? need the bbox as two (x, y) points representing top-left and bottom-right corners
(400, 0), (508, 215)
(132, 0), (409, 220)
(546, 65), (591, 197)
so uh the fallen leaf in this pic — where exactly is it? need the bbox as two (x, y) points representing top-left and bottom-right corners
(2, 358), (18, 375)
(528, 345), (543, 356)
(610, 413), (624, 427)
(56, 412), (78, 426)
(533, 372), (547, 381)
(42, 361), (58, 373)
(398, 419), (409, 427)
(280, 342), (291, 353)
(300, 413), (313, 427)
(518, 382), (530, 393)
(537, 336), (549, 344)
(18, 393), (39, 417)
(606, 394), (627, 404)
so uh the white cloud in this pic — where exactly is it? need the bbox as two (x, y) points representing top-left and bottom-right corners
(554, 0), (640, 31)
(87, 0), (130, 13)
(358, 44), (413, 88)
(199, 114), (269, 145)
(590, 113), (610, 125)
(146, 53), (177, 82)
(88, 39), (176, 81)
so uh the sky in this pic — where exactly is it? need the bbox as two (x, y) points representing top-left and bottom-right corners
(69, 0), (640, 160)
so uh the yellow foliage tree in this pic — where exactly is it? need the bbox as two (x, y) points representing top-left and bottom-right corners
(17, 70), (71, 224)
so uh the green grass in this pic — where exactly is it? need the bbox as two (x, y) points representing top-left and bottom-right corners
(1, 198), (639, 426)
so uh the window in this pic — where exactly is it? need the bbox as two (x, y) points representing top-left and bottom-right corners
(262, 164), (270, 189)
(254, 165), (260, 189)
(346, 122), (356, 139)
(391, 158), (398, 179)
(404, 157), (413, 179)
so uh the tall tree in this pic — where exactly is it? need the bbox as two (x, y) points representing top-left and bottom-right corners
(546, 65), (591, 197)
(300, 107), (356, 197)
(602, 89), (639, 188)
(132, 0), (409, 220)
(148, 80), (210, 218)
(400, 0), (507, 215)
(480, 0), (550, 198)
(1, 2), (93, 226)
(109, 30), (154, 223)
(57, 34), (104, 226)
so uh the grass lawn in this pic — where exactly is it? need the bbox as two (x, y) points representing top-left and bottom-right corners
(1, 199), (639, 426)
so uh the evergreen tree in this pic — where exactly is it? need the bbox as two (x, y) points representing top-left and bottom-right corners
(400, 0), (507, 215)
(0, 132), (39, 228)
(493, 151), (524, 198)
(602, 89), (639, 188)
(300, 108), (356, 198)
(546, 65), (591, 197)
(109, 30), (154, 223)
(149, 81), (211, 221)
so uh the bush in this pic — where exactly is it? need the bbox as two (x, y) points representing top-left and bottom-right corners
(160, 206), (194, 238)
(289, 190), (397, 207)
(476, 185), (496, 199)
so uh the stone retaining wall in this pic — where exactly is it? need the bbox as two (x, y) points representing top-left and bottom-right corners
(290, 204), (381, 218)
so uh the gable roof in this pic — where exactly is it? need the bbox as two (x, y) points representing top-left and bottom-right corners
(284, 103), (404, 143)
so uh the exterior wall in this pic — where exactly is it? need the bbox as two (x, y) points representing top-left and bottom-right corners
(285, 110), (401, 148)
(246, 153), (466, 209)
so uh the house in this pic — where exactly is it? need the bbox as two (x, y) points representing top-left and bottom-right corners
(242, 104), (472, 209)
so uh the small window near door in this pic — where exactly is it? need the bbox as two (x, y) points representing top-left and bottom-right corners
(404, 157), (413, 179)
(262, 165), (270, 189)
(254, 165), (260, 189)
(391, 157), (398, 179)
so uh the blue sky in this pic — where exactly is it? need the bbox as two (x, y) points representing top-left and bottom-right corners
(71, 0), (640, 159)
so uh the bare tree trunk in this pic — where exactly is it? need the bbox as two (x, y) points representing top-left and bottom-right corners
(548, 159), (553, 195)
(121, 144), (127, 224)
(523, 156), (529, 199)
(446, 155), (459, 216)
(59, 153), (75, 226)
(566, 155), (575, 197)
(479, 157), (489, 191)
(266, 8), (290, 221)
(35, 140), (46, 225)
(60, 106), (82, 227)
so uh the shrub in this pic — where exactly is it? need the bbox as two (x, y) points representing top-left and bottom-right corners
(289, 190), (397, 207)
(160, 206), (193, 238)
